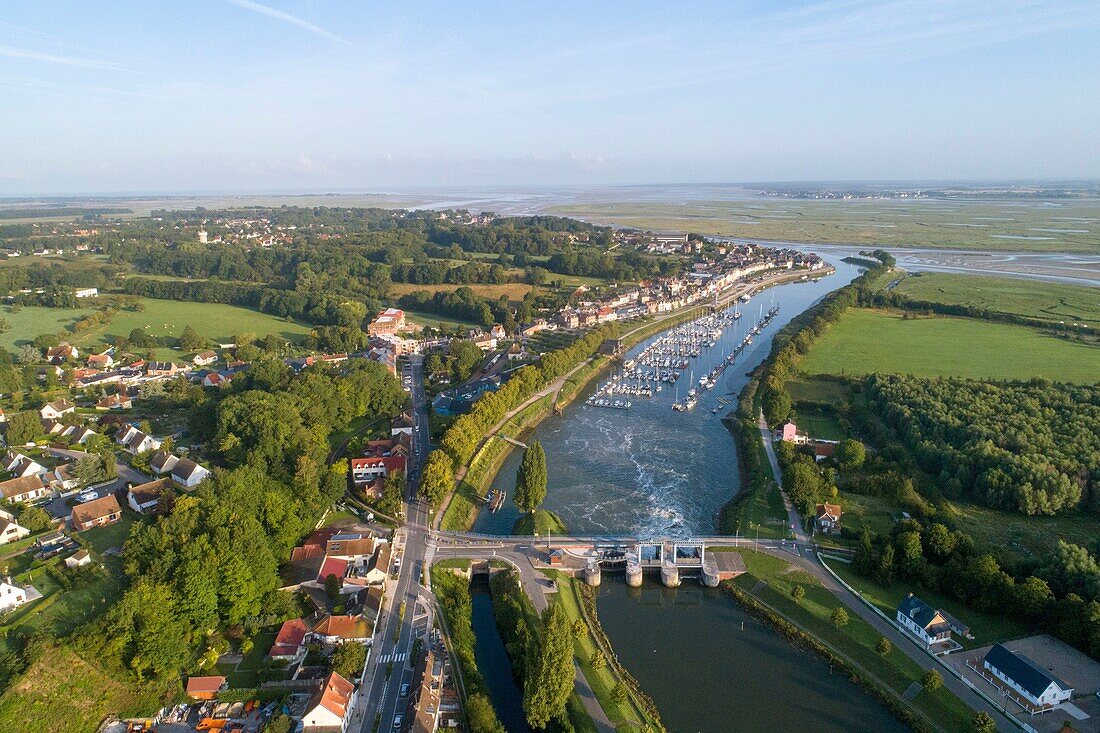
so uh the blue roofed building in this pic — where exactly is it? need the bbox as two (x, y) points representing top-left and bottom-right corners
(895, 593), (963, 654)
(982, 643), (1073, 710)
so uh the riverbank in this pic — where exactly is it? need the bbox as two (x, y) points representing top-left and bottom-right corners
(442, 266), (830, 533)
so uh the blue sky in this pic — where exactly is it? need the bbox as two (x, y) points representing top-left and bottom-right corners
(1, 1), (1098, 194)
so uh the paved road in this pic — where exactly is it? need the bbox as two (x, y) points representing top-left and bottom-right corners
(755, 412), (809, 542)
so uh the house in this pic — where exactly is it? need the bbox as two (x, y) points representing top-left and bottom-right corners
(149, 450), (179, 476)
(0, 510), (31, 546)
(45, 343), (78, 364)
(0, 474), (48, 503)
(348, 456), (406, 488)
(39, 399), (75, 420)
(411, 647), (445, 733)
(202, 372), (228, 388)
(301, 671), (357, 733)
(127, 478), (171, 514)
(269, 617), (310, 663)
(0, 577), (31, 613)
(813, 503), (843, 535)
(548, 548), (566, 566)
(64, 549), (92, 568)
(116, 425), (161, 455)
(51, 464), (80, 491)
(895, 594), (961, 653)
(776, 421), (809, 445)
(87, 352), (114, 369)
(70, 494), (122, 532)
(362, 586), (385, 626)
(814, 442), (836, 462)
(60, 425), (97, 445)
(192, 350), (218, 366)
(74, 287), (99, 299)
(145, 361), (179, 378)
(490, 324), (507, 341)
(169, 458), (210, 489)
(982, 643), (1073, 708)
(36, 365), (64, 381)
(5, 451), (46, 479)
(368, 307), (406, 337)
(391, 412), (414, 437)
(309, 614), (372, 646)
(185, 675), (227, 701)
(95, 392), (132, 410)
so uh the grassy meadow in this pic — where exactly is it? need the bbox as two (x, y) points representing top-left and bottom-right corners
(799, 308), (1100, 382)
(894, 272), (1100, 327)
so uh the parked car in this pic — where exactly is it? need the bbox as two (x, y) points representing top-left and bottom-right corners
(392, 714), (403, 729)
(76, 490), (99, 503)
(399, 682), (410, 698)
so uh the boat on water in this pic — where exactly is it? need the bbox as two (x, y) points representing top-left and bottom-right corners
(487, 489), (506, 513)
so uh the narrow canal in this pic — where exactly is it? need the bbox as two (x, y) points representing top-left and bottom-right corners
(596, 580), (908, 733)
(472, 256), (865, 537)
(469, 578), (530, 733)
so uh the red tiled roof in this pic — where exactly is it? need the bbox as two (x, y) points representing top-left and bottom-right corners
(313, 672), (355, 719)
(185, 675), (226, 695)
(318, 557), (348, 583)
(269, 618), (309, 658)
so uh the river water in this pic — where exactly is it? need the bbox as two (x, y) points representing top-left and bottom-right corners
(468, 255), (912, 732)
(469, 579), (531, 733)
(472, 256), (864, 537)
(596, 580), (907, 733)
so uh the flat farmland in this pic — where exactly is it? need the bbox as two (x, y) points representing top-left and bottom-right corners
(0, 304), (98, 350)
(893, 272), (1100, 327)
(387, 282), (536, 302)
(799, 308), (1100, 382)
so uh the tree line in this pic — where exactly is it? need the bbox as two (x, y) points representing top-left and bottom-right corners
(419, 326), (614, 506)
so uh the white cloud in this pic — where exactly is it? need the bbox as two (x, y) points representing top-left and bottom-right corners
(225, 0), (348, 44)
(0, 43), (131, 72)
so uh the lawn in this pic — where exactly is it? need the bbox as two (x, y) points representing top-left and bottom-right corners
(793, 408), (845, 441)
(894, 272), (1100, 327)
(0, 304), (98, 350)
(512, 509), (567, 536)
(730, 550), (975, 732)
(830, 491), (897, 541)
(80, 514), (137, 555)
(941, 499), (1100, 563)
(403, 309), (480, 331)
(786, 375), (853, 406)
(68, 297), (314, 350)
(800, 308), (1100, 382)
(829, 560), (1029, 648)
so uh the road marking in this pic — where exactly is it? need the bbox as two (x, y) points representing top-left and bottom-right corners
(379, 651), (408, 664)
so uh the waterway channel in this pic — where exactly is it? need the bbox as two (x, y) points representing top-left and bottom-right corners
(596, 579), (907, 733)
(472, 256), (864, 537)
(468, 255), (911, 731)
(469, 578), (530, 733)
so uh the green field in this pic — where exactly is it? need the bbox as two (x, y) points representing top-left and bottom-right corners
(403, 309), (479, 330)
(800, 308), (1100, 382)
(0, 305), (98, 351)
(3, 298), (314, 355)
(894, 272), (1100, 327)
(829, 560), (1028, 648)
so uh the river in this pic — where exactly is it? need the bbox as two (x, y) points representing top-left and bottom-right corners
(596, 580), (907, 733)
(472, 256), (865, 537)
(468, 256), (911, 732)
(469, 578), (531, 733)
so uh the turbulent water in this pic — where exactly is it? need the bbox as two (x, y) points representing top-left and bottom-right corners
(472, 257), (864, 536)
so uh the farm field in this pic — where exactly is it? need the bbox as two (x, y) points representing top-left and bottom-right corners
(893, 272), (1100, 327)
(799, 308), (1100, 382)
(387, 281), (536, 302)
(403, 309), (479, 330)
(550, 197), (1100, 252)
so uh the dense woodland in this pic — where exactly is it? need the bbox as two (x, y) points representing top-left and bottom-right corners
(866, 375), (1100, 516)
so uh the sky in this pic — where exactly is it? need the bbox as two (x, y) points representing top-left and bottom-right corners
(1, 0), (1099, 195)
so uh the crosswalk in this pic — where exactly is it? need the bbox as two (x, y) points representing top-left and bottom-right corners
(378, 650), (407, 664)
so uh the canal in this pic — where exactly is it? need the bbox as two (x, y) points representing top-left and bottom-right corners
(596, 579), (908, 733)
(470, 577), (531, 733)
(472, 256), (865, 537)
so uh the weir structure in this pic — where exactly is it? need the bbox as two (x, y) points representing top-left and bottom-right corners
(592, 538), (741, 588)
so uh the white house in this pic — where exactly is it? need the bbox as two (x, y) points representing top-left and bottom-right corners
(0, 474), (48, 504)
(116, 425), (162, 455)
(74, 288), (99, 298)
(127, 478), (171, 514)
(0, 577), (32, 613)
(895, 594), (962, 653)
(0, 510), (31, 546)
(170, 458), (210, 489)
(983, 643), (1073, 708)
(64, 549), (92, 568)
(4, 452), (46, 479)
(391, 412), (414, 437)
(192, 350), (218, 366)
(301, 671), (357, 733)
(39, 399), (75, 420)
